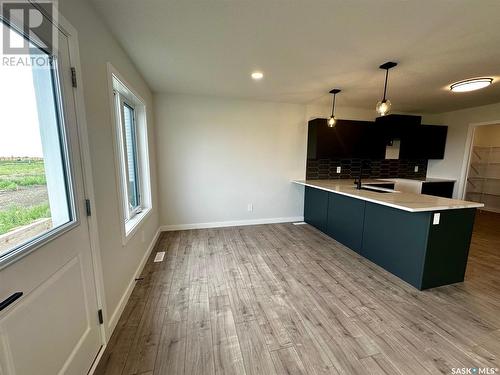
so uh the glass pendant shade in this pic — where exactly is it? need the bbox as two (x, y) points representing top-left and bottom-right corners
(328, 115), (336, 127)
(376, 99), (391, 116)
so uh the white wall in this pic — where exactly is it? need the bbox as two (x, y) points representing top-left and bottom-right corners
(59, 0), (159, 334)
(155, 94), (307, 227)
(425, 102), (500, 198)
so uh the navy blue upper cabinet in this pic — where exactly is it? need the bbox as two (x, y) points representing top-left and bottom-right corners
(375, 115), (448, 160)
(307, 118), (385, 159)
(420, 125), (448, 160)
(308, 117), (447, 160)
(399, 125), (448, 160)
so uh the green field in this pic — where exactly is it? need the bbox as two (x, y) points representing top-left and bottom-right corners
(0, 159), (51, 236)
(0, 159), (46, 191)
(0, 203), (51, 235)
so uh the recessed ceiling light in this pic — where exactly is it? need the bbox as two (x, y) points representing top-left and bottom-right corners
(450, 78), (493, 92)
(251, 71), (263, 80)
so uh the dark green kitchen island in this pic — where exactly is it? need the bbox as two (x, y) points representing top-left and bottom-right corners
(295, 179), (483, 290)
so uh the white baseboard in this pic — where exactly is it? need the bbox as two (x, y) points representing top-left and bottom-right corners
(106, 227), (161, 335)
(88, 345), (105, 375)
(160, 216), (304, 231)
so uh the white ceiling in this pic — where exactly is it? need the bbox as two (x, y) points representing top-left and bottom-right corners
(90, 0), (500, 113)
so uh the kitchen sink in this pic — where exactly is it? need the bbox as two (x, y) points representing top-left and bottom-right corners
(359, 186), (395, 193)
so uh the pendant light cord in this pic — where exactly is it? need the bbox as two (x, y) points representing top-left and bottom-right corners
(382, 69), (389, 101)
(331, 93), (336, 117)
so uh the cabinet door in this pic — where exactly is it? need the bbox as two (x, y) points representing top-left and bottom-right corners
(361, 202), (430, 289)
(326, 193), (366, 252)
(397, 126), (419, 159)
(304, 187), (329, 232)
(421, 181), (454, 198)
(307, 119), (385, 159)
(308, 118), (347, 159)
(335, 120), (364, 158)
(421, 125), (447, 159)
(339, 120), (386, 159)
(356, 124), (386, 159)
(399, 125), (448, 159)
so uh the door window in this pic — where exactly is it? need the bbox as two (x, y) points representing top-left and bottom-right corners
(0, 21), (75, 262)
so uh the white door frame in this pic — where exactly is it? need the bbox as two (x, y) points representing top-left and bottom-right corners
(52, 11), (108, 361)
(460, 119), (500, 199)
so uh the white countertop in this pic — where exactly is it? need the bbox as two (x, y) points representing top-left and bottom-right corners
(293, 179), (484, 213)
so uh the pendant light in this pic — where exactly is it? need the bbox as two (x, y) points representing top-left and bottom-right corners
(328, 89), (341, 127)
(376, 61), (397, 116)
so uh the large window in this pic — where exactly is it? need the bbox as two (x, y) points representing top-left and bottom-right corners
(0, 21), (75, 261)
(110, 67), (151, 241)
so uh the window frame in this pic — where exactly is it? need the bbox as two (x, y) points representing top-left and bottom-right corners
(116, 94), (142, 219)
(108, 64), (152, 244)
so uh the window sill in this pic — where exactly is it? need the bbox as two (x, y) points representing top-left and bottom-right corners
(123, 207), (152, 245)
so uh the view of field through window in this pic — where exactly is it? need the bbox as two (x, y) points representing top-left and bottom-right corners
(0, 22), (71, 258)
(0, 57), (52, 255)
(0, 158), (50, 235)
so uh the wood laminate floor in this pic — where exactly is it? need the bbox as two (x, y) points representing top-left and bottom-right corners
(95, 211), (500, 375)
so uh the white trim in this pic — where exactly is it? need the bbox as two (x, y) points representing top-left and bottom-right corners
(106, 63), (152, 246)
(159, 217), (304, 231)
(124, 208), (153, 241)
(459, 119), (500, 199)
(106, 227), (161, 333)
(87, 346), (105, 375)
(57, 15), (109, 345)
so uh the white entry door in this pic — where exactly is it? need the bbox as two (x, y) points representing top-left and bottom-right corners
(0, 10), (102, 375)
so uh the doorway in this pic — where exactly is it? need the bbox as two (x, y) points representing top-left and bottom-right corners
(464, 123), (500, 213)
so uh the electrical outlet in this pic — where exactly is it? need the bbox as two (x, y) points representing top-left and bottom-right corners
(336, 166), (341, 173)
(247, 203), (253, 212)
(414, 165), (419, 173)
(433, 213), (440, 225)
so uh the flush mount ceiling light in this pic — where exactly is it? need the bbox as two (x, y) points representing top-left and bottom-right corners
(251, 71), (264, 80)
(376, 61), (397, 116)
(450, 78), (493, 92)
(328, 88), (341, 127)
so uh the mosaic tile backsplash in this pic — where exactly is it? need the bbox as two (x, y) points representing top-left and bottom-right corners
(306, 158), (428, 180)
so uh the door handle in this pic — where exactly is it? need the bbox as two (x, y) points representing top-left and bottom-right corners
(0, 292), (23, 312)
